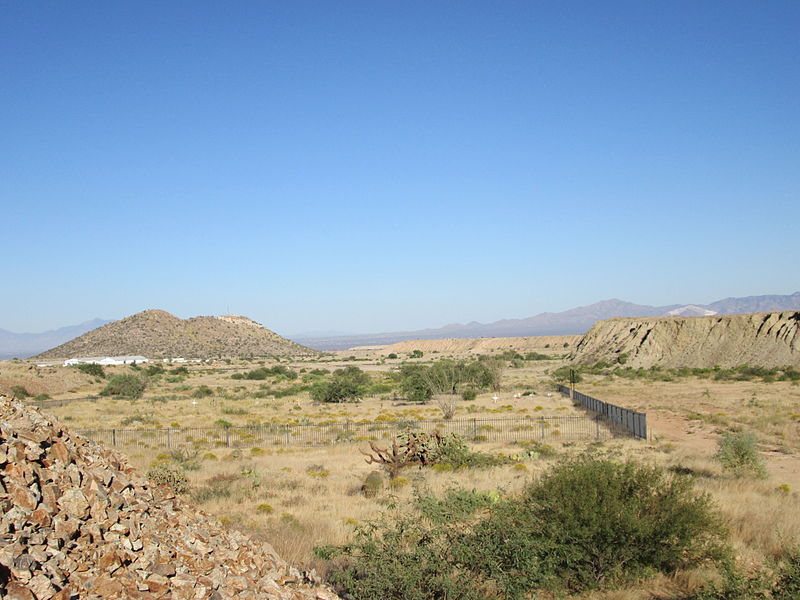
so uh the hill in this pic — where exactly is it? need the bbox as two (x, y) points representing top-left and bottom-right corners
(291, 292), (800, 350)
(0, 396), (338, 598)
(570, 311), (800, 368)
(35, 310), (316, 359)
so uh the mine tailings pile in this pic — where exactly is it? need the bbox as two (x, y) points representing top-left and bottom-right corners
(570, 311), (800, 369)
(0, 397), (339, 600)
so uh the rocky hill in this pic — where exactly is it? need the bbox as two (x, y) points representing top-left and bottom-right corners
(35, 310), (316, 359)
(570, 311), (800, 368)
(0, 396), (338, 599)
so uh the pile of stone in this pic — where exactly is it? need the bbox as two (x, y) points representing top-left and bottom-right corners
(0, 397), (339, 599)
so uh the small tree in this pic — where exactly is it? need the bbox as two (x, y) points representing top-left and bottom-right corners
(715, 431), (767, 478)
(311, 366), (370, 403)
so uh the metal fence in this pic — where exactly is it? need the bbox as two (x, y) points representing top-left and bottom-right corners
(77, 414), (635, 450)
(556, 385), (647, 440)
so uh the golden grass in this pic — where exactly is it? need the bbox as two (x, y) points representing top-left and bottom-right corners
(6, 350), (800, 597)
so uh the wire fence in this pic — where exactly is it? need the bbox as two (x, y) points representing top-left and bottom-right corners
(77, 414), (636, 450)
(556, 385), (647, 439)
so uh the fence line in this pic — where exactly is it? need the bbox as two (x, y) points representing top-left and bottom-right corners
(77, 414), (636, 450)
(556, 385), (647, 440)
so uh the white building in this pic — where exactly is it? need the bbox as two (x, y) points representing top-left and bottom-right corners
(64, 356), (150, 366)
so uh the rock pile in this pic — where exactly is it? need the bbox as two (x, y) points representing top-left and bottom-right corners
(0, 397), (339, 599)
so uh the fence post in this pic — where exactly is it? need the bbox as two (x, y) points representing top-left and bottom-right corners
(112, 429), (116, 446)
(595, 416), (600, 440)
(540, 418), (545, 439)
(472, 419), (477, 439)
(167, 429), (172, 449)
(225, 429), (230, 448)
(285, 425), (290, 445)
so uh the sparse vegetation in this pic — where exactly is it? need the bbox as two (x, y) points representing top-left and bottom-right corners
(73, 363), (106, 378)
(146, 463), (189, 494)
(715, 431), (767, 479)
(101, 374), (146, 399)
(318, 457), (727, 599)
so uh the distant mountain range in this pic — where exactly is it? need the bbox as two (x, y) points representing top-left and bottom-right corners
(0, 319), (112, 360)
(2, 292), (798, 358)
(291, 292), (800, 350)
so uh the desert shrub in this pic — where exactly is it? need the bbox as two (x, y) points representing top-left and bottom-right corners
(460, 457), (728, 596)
(101, 374), (146, 399)
(192, 473), (238, 503)
(524, 352), (554, 361)
(316, 491), (491, 600)
(774, 548), (800, 600)
(409, 349), (424, 358)
(686, 550), (800, 600)
(387, 353), (398, 359)
(192, 385), (214, 398)
(551, 366), (582, 384)
(311, 366), (370, 403)
(239, 365), (297, 380)
(10, 385), (30, 398)
(168, 448), (200, 471)
(73, 363), (106, 378)
(120, 412), (159, 426)
(398, 364), (434, 403)
(146, 464), (189, 494)
(144, 364), (165, 377)
(461, 388), (477, 401)
(171, 365), (189, 375)
(715, 431), (767, 478)
(361, 471), (383, 498)
(430, 434), (506, 470)
(34, 393), (50, 402)
(435, 394), (458, 419)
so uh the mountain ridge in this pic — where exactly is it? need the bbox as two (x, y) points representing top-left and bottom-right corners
(292, 292), (800, 350)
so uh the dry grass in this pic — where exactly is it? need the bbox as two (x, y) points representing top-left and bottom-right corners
(6, 348), (800, 597)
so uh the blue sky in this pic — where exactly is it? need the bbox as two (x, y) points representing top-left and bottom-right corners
(2, 1), (798, 335)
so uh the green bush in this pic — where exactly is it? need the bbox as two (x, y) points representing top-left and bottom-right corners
(192, 385), (214, 398)
(387, 353), (398, 359)
(10, 385), (30, 398)
(318, 458), (727, 600)
(715, 431), (767, 478)
(461, 388), (477, 401)
(101, 374), (146, 399)
(361, 471), (383, 498)
(73, 363), (106, 378)
(316, 490), (491, 600)
(146, 464), (189, 494)
(311, 366), (370, 403)
(430, 434), (506, 470)
(461, 457), (727, 595)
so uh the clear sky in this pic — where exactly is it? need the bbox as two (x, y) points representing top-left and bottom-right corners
(2, 1), (798, 335)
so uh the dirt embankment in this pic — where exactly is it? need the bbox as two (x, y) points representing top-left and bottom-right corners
(570, 311), (800, 368)
(370, 335), (581, 356)
(0, 397), (338, 599)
